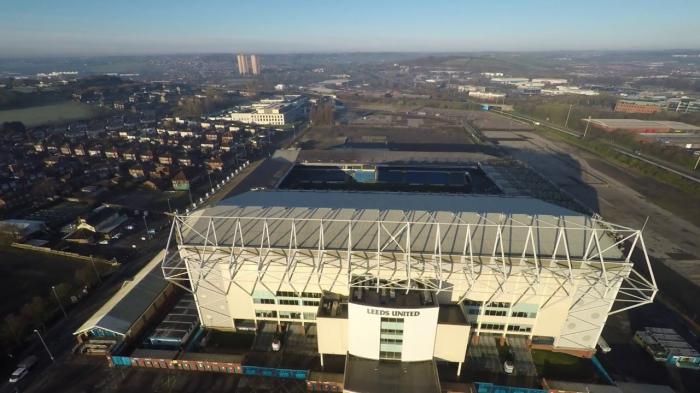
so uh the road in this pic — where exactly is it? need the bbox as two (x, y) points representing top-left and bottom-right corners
(490, 109), (700, 184)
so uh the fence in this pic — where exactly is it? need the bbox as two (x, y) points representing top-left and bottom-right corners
(11, 242), (119, 266)
(110, 353), (308, 380)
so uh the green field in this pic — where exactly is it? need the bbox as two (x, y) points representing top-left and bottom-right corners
(0, 247), (83, 318)
(0, 100), (98, 127)
(532, 350), (597, 380)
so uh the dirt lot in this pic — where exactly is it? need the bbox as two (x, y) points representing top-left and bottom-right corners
(415, 108), (534, 131)
(0, 246), (84, 317)
(300, 125), (479, 152)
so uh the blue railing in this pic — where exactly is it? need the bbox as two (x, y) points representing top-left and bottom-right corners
(241, 365), (308, 380)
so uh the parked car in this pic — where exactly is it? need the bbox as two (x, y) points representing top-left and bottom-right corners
(9, 367), (28, 383)
(503, 347), (515, 375)
(271, 335), (282, 352)
(9, 355), (38, 383)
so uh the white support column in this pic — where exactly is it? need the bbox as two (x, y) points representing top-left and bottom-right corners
(376, 221), (381, 292)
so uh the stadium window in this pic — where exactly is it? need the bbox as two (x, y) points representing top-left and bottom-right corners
(253, 298), (275, 305)
(301, 292), (322, 298)
(381, 317), (404, 324)
(486, 302), (510, 308)
(302, 300), (320, 306)
(380, 338), (403, 344)
(303, 312), (316, 320)
(379, 351), (401, 360)
(255, 310), (277, 318)
(279, 299), (299, 305)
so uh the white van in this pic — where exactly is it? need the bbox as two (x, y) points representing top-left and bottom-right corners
(9, 355), (38, 383)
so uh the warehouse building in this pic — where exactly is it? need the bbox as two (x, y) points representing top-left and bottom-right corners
(161, 189), (657, 390)
(584, 118), (700, 133)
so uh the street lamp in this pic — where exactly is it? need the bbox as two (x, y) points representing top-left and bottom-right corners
(33, 329), (54, 362)
(51, 285), (67, 318)
(564, 104), (573, 129)
(89, 255), (102, 284)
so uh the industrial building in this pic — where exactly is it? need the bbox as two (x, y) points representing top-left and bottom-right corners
(584, 118), (700, 133)
(161, 189), (657, 390)
(638, 133), (700, 151)
(634, 327), (700, 369)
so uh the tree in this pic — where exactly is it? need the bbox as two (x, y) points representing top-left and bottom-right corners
(3, 313), (28, 345)
(74, 266), (94, 287)
(21, 296), (48, 329)
(53, 282), (73, 302)
(1, 121), (26, 134)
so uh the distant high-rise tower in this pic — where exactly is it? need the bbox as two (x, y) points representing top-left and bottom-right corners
(250, 54), (261, 75)
(237, 54), (250, 75)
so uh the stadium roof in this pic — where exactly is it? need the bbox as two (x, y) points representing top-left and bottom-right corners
(179, 190), (626, 260)
(74, 250), (169, 337)
(297, 149), (495, 165)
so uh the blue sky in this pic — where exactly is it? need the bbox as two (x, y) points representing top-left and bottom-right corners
(1, 0), (699, 57)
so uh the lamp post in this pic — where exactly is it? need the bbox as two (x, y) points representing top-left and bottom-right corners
(583, 115), (591, 139)
(89, 255), (102, 284)
(51, 285), (67, 318)
(33, 329), (54, 362)
(564, 104), (573, 129)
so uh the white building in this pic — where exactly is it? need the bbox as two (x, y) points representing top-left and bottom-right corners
(162, 190), (656, 389)
(490, 77), (530, 85)
(469, 91), (506, 101)
(532, 78), (568, 85)
(213, 95), (308, 126)
(542, 86), (599, 96)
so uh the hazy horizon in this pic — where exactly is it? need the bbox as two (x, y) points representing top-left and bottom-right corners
(2, 0), (700, 58)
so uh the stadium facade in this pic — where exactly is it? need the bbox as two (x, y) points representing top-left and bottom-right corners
(162, 190), (657, 375)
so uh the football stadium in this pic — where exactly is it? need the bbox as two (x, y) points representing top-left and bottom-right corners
(161, 188), (657, 389)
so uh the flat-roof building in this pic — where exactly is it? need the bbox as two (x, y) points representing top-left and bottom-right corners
(161, 189), (657, 387)
(213, 95), (308, 126)
(584, 118), (700, 133)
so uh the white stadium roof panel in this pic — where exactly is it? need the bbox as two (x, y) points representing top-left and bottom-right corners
(177, 190), (625, 260)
